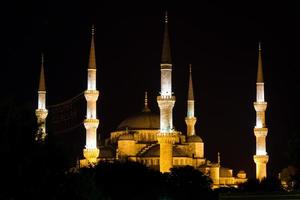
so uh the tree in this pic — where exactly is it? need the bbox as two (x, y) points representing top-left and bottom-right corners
(164, 166), (213, 200)
(260, 177), (283, 192)
(94, 161), (162, 200)
(238, 178), (260, 192)
(238, 177), (283, 193)
(287, 131), (300, 190)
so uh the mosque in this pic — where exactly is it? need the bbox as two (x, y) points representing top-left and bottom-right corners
(34, 13), (269, 188)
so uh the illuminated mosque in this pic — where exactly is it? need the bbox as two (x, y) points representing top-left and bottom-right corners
(34, 13), (269, 188)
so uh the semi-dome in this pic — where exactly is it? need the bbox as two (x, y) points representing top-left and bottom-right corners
(118, 111), (160, 130)
(187, 135), (203, 143)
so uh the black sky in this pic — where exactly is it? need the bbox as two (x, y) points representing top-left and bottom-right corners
(2, 1), (300, 178)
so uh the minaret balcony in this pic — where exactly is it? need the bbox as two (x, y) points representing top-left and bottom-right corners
(84, 118), (99, 129)
(185, 116), (197, 122)
(84, 90), (99, 101)
(160, 63), (172, 69)
(157, 133), (176, 144)
(83, 148), (100, 165)
(253, 102), (267, 111)
(254, 127), (268, 137)
(253, 155), (269, 164)
(35, 109), (48, 119)
(157, 95), (175, 101)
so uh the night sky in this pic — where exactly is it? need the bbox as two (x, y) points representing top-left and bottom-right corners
(2, 2), (300, 178)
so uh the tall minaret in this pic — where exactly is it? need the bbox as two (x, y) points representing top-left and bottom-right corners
(253, 43), (269, 181)
(35, 54), (48, 143)
(185, 64), (197, 137)
(82, 25), (100, 166)
(157, 12), (176, 173)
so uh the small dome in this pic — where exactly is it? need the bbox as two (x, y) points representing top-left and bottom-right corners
(119, 134), (134, 140)
(187, 135), (203, 143)
(237, 170), (247, 179)
(118, 112), (160, 130)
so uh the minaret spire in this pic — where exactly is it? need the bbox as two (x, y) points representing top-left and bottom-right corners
(185, 64), (197, 136)
(157, 11), (176, 173)
(39, 54), (46, 91)
(257, 42), (263, 83)
(35, 53), (48, 143)
(81, 25), (100, 167)
(188, 64), (194, 101)
(161, 11), (172, 64)
(253, 42), (269, 181)
(88, 24), (96, 69)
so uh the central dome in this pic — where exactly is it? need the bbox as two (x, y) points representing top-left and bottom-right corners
(118, 92), (160, 130)
(117, 111), (160, 130)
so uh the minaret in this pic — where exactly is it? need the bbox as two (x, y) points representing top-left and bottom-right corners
(81, 25), (100, 166)
(35, 54), (48, 143)
(185, 64), (197, 137)
(253, 43), (269, 181)
(157, 12), (176, 173)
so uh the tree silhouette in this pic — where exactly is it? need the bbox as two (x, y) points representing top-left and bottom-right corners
(239, 177), (283, 193)
(165, 166), (213, 200)
(260, 177), (283, 192)
(287, 131), (300, 190)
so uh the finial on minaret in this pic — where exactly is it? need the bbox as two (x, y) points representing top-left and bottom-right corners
(39, 53), (46, 91)
(91, 24), (95, 36)
(218, 152), (221, 165)
(165, 11), (168, 23)
(257, 42), (264, 83)
(188, 64), (194, 101)
(88, 24), (96, 69)
(143, 91), (151, 112)
(41, 53), (44, 65)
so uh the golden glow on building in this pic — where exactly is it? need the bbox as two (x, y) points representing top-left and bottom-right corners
(34, 14), (249, 188)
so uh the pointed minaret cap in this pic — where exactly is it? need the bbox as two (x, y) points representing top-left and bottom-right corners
(218, 152), (221, 165)
(188, 64), (194, 100)
(257, 42), (264, 83)
(88, 24), (96, 69)
(39, 53), (46, 91)
(142, 91), (151, 112)
(161, 11), (172, 64)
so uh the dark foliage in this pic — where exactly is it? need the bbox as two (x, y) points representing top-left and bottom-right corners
(94, 161), (163, 200)
(287, 131), (300, 190)
(164, 166), (213, 200)
(238, 177), (284, 193)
